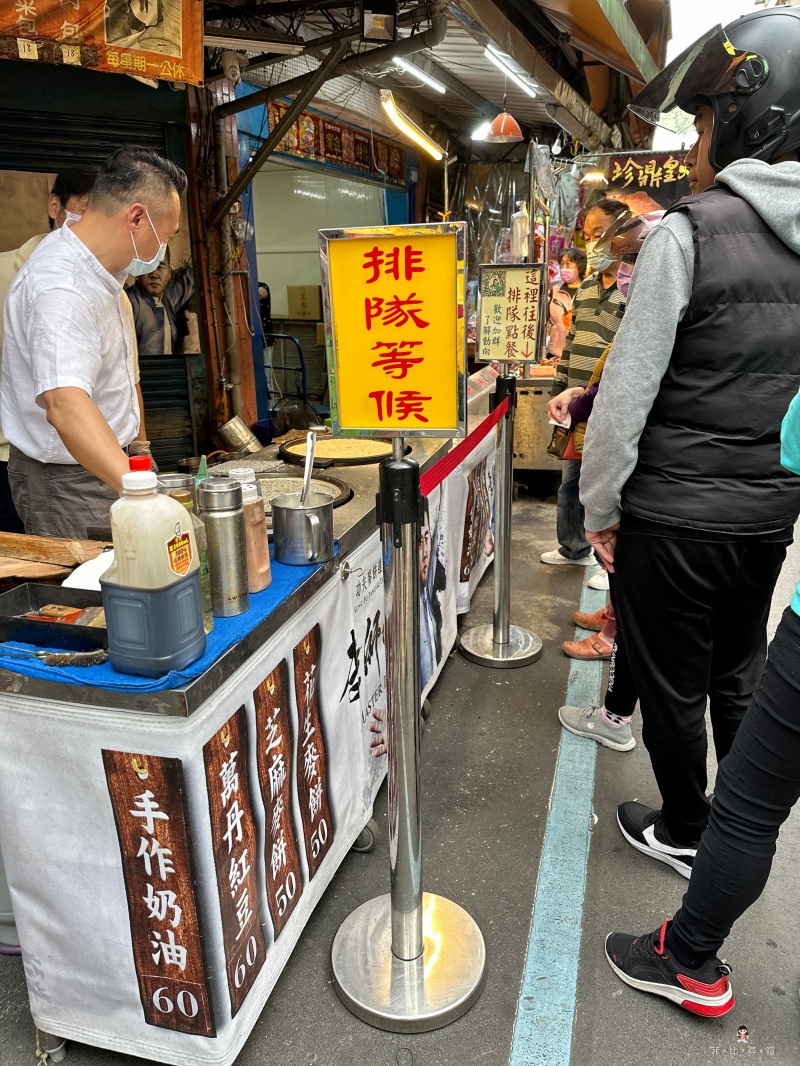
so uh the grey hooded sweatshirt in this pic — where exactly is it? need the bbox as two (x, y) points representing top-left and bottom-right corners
(580, 158), (800, 533)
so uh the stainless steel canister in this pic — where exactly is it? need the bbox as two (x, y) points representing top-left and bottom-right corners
(215, 416), (262, 454)
(198, 480), (250, 617)
(156, 473), (195, 496)
(272, 490), (334, 566)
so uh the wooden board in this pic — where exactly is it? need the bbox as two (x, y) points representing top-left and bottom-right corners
(0, 533), (111, 567)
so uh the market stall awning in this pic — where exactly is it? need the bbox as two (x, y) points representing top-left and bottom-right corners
(533, 0), (666, 83)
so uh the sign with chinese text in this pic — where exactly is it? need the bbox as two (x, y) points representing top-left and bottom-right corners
(103, 750), (215, 1037)
(253, 660), (305, 938)
(241, 101), (406, 186)
(606, 153), (691, 211)
(477, 264), (545, 364)
(0, 0), (203, 85)
(203, 708), (267, 1018)
(293, 624), (335, 878)
(320, 223), (467, 438)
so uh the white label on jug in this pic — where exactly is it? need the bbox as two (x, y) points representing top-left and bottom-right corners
(167, 525), (193, 576)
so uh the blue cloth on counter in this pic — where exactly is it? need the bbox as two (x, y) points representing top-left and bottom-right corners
(0, 546), (335, 693)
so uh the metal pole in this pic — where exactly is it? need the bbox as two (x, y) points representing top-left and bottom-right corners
(460, 375), (543, 668)
(331, 449), (486, 1031)
(492, 376), (514, 646)
(383, 445), (423, 961)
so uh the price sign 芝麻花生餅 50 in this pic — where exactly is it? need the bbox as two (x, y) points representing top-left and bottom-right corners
(319, 223), (467, 438)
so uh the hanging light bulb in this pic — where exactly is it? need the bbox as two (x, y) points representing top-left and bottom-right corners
(551, 132), (562, 156)
(485, 111), (523, 144)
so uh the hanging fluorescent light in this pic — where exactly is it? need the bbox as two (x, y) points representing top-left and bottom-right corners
(472, 121), (492, 140)
(380, 90), (444, 160)
(203, 28), (304, 54)
(485, 46), (538, 99)
(395, 56), (446, 94)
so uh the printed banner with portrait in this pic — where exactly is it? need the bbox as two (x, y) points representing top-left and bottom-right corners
(0, 0), (203, 85)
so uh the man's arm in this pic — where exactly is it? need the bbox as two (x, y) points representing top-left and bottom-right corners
(166, 264), (195, 313)
(579, 217), (695, 535)
(42, 387), (129, 493)
(551, 312), (576, 396)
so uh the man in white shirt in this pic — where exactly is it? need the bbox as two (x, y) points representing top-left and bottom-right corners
(0, 168), (97, 534)
(1, 146), (186, 538)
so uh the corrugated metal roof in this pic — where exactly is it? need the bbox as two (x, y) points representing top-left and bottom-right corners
(243, 12), (560, 140)
(396, 15), (558, 128)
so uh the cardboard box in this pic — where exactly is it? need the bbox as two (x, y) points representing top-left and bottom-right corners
(287, 285), (322, 321)
(316, 323), (326, 346)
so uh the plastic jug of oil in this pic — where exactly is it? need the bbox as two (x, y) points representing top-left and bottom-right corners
(100, 471), (206, 677)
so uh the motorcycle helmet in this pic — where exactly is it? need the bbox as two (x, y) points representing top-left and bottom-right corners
(629, 8), (800, 171)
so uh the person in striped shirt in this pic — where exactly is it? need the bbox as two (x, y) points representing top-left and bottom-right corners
(542, 198), (630, 567)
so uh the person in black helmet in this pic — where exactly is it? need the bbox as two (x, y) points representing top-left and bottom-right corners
(575, 7), (800, 1016)
(582, 10), (800, 875)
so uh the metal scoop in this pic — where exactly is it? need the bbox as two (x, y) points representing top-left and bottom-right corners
(300, 430), (316, 506)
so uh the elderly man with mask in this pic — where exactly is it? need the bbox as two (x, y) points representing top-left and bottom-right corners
(0, 168), (98, 534)
(127, 244), (194, 357)
(1, 145), (186, 538)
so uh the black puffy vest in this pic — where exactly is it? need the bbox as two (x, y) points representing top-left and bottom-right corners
(622, 184), (800, 534)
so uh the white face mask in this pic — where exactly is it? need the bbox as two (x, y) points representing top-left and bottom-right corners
(585, 239), (616, 274)
(63, 210), (82, 226)
(125, 211), (167, 276)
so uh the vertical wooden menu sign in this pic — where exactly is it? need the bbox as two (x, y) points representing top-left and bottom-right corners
(203, 708), (267, 1018)
(102, 750), (215, 1037)
(253, 660), (304, 937)
(293, 625), (335, 878)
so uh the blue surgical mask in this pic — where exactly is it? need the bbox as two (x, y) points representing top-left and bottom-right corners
(125, 211), (167, 276)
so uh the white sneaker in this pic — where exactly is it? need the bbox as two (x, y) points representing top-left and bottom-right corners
(540, 549), (595, 567)
(588, 570), (610, 590)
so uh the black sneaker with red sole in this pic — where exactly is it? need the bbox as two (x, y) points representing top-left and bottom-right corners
(605, 919), (734, 1018)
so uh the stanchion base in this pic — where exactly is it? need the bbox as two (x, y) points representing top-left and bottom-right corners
(459, 624), (543, 668)
(331, 892), (486, 1033)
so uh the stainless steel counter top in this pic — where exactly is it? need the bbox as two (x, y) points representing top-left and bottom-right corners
(0, 436), (451, 718)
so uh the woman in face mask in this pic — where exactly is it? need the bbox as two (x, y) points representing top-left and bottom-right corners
(546, 246), (587, 365)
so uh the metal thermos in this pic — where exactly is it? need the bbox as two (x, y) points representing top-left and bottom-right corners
(198, 480), (250, 617)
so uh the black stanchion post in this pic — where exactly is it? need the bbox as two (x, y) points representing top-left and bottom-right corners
(460, 374), (543, 667)
(331, 444), (486, 1032)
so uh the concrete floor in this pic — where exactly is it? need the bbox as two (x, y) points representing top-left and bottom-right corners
(1, 488), (799, 1066)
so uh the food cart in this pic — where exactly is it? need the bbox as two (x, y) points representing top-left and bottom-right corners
(0, 388), (498, 1063)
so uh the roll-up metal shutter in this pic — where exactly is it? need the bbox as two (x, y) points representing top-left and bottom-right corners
(0, 111), (167, 171)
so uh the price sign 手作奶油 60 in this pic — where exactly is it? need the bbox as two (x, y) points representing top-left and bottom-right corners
(319, 223), (467, 438)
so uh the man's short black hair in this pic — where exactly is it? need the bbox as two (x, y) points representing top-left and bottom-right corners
(51, 168), (98, 207)
(90, 146), (188, 215)
(48, 167), (98, 229)
(588, 197), (630, 221)
(559, 245), (587, 278)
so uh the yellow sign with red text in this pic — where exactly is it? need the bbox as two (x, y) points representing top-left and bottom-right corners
(324, 226), (465, 437)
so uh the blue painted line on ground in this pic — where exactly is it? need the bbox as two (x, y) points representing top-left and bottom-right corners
(509, 572), (606, 1066)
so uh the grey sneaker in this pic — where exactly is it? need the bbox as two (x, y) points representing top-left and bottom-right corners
(558, 702), (635, 752)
